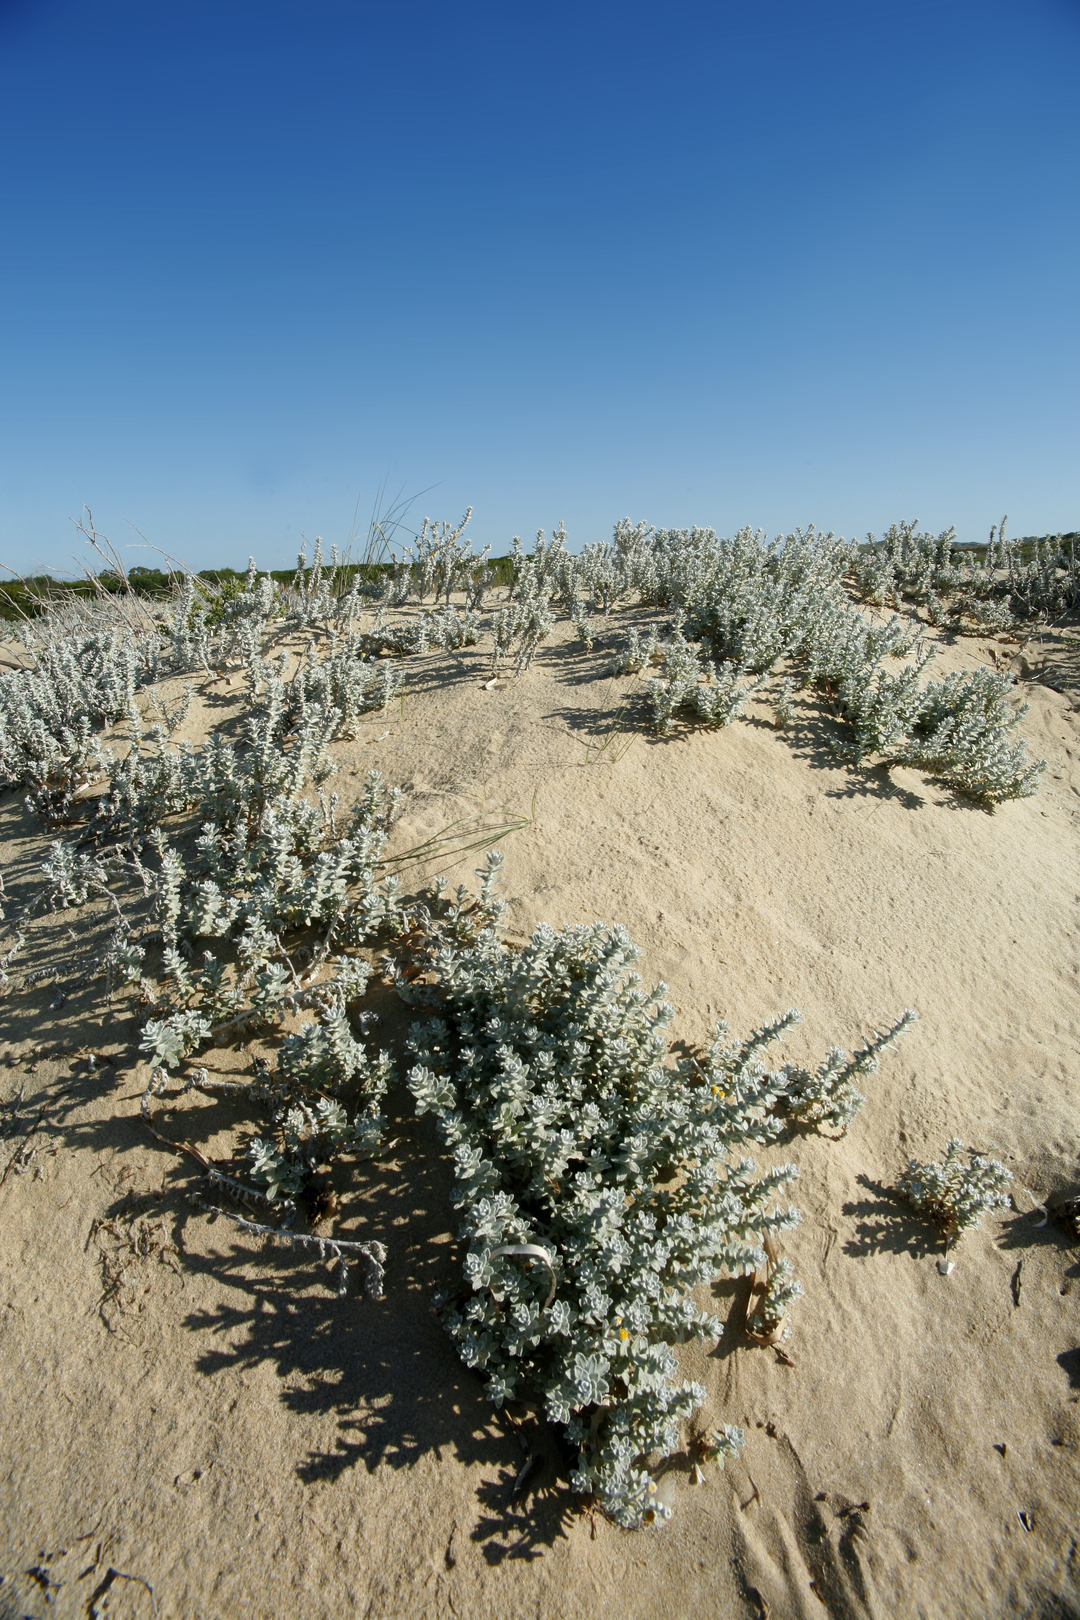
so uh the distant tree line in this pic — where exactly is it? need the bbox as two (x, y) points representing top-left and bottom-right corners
(0, 556), (518, 622)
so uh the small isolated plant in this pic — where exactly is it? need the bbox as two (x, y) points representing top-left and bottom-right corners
(746, 1258), (803, 1344)
(898, 1138), (1012, 1241)
(571, 599), (594, 651)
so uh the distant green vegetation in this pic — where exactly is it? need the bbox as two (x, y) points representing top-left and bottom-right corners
(854, 533), (1079, 565)
(0, 555), (517, 622)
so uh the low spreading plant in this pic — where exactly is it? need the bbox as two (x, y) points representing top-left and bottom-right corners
(405, 870), (913, 1525)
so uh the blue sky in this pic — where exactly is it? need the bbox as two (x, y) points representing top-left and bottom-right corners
(1, 0), (1077, 575)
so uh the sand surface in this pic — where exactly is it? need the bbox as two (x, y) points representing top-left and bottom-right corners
(1, 610), (1078, 1619)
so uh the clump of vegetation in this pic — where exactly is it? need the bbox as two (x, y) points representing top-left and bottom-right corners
(851, 516), (1079, 627)
(898, 1138), (1012, 1238)
(490, 540), (558, 676)
(405, 867), (912, 1525)
(3, 505), (1053, 805)
(0, 629), (152, 822)
(641, 628), (767, 733)
(576, 521), (1047, 803)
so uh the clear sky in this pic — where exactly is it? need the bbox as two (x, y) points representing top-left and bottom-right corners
(1, 0), (1077, 576)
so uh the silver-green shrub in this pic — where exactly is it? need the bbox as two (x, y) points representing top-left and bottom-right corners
(645, 631), (767, 733)
(406, 880), (913, 1526)
(0, 629), (151, 819)
(594, 520), (1043, 804)
(490, 545), (556, 676)
(852, 517), (1079, 624)
(898, 1138), (1012, 1237)
(610, 624), (661, 675)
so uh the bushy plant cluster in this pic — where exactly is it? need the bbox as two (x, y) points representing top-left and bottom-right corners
(136, 741), (401, 1023)
(812, 632), (1044, 801)
(489, 536), (561, 676)
(114, 749), (402, 1202)
(245, 987), (395, 1206)
(898, 1138), (1012, 1238)
(409, 509), (492, 607)
(4, 506), (1048, 809)
(852, 518), (1079, 627)
(746, 1258), (803, 1344)
(480, 514), (1042, 803)
(0, 629), (155, 821)
(584, 523), (1045, 804)
(0, 548), (401, 804)
(405, 877), (912, 1525)
(369, 509), (495, 614)
(1, 574), (414, 1228)
(613, 622), (768, 733)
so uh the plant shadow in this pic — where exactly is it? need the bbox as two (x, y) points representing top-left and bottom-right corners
(545, 687), (945, 810)
(21, 1019), (580, 1564)
(778, 713), (929, 810)
(997, 1191), (1080, 1255)
(1057, 1349), (1080, 1390)
(841, 1175), (940, 1259)
(171, 1107), (579, 1561)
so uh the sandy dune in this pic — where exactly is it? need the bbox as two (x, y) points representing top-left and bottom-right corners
(1, 611), (1077, 1619)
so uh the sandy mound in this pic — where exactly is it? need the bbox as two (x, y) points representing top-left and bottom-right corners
(1, 611), (1077, 1619)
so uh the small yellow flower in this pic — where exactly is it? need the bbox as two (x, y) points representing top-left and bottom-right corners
(619, 1327), (629, 1340)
